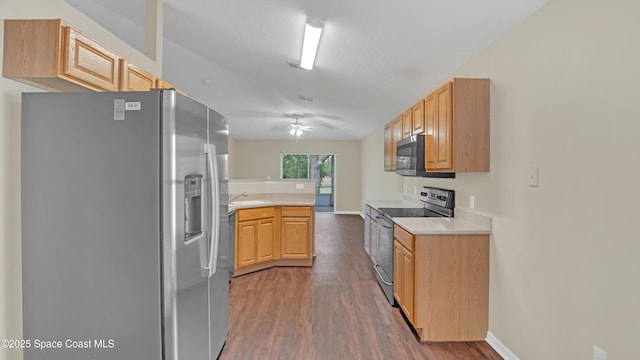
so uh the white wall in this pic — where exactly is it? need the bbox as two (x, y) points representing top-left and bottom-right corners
(0, 2), (161, 360)
(359, 125), (403, 211)
(362, 0), (640, 358)
(230, 139), (361, 213)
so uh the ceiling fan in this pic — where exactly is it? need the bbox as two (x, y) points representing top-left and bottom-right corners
(288, 118), (313, 140)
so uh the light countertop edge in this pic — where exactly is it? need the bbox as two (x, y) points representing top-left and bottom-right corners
(365, 201), (492, 235)
(229, 199), (315, 213)
(392, 217), (491, 235)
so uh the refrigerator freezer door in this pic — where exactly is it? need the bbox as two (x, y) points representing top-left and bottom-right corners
(161, 91), (212, 360)
(21, 91), (163, 360)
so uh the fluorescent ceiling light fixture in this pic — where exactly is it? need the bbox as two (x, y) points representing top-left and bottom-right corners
(300, 17), (324, 70)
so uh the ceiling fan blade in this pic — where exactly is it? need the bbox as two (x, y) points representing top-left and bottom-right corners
(281, 113), (343, 122)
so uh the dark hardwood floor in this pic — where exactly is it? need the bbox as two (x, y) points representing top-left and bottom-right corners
(219, 213), (502, 360)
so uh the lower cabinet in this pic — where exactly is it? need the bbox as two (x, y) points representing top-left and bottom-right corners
(281, 206), (312, 259)
(393, 224), (489, 342)
(234, 205), (313, 275)
(236, 207), (276, 268)
(393, 240), (414, 324)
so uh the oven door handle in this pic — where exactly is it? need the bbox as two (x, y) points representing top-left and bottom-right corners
(376, 217), (393, 228)
(374, 264), (393, 286)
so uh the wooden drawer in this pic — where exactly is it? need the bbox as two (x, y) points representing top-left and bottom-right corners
(237, 207), (276, 221)
(394, 224), (414, 252)
(281, 206), (312, 217)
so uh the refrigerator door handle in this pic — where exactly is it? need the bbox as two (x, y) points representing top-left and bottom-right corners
(204, 144), (220, 277)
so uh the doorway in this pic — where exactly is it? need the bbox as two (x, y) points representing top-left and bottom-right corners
(281, 153), (335, 212)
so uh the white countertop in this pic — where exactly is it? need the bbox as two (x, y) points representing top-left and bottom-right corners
(392, 216), (491, 235)
(366, 200), (491, 235)
(229, 199), (315, 212)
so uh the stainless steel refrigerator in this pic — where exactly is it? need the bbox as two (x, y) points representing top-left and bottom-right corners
(21, 89), (231, 359)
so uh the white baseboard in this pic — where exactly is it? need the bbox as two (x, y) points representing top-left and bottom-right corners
(486, 331), (519, 360)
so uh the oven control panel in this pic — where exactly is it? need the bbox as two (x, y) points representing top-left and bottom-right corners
(420, 187), (455, 209)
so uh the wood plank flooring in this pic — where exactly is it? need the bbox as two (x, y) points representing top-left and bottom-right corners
(218, 213), (502, 360)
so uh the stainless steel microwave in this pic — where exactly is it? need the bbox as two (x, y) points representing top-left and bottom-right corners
(395, 135), (455, 178)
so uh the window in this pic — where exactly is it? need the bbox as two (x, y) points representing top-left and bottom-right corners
(281, 153), (334, 211)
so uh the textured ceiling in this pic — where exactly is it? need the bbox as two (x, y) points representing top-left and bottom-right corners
(65, 0), (549, 140)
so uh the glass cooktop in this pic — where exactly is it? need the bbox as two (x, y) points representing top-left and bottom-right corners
(377, 207), (441, 218)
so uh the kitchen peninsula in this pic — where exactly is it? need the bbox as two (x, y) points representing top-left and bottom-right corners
(229, 180), (316, 276)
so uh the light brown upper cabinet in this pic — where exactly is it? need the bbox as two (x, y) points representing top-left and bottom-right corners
(384, 123), (393, 171)
(120, 60), (157, 91)
(424, 92), (437, 169)
(402, 108), (413, 138)
(386, 77), (490, 174)
(411, 99), (425, 135)
(428, 78), (489, 172)
(3, 19), (121, 91)
(390, 116), (403, 171)
(433, 82), (453, 170)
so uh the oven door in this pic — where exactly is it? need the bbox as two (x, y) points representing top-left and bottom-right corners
(374, 215), (396, 305)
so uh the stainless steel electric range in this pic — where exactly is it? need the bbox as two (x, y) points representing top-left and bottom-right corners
(373, 186), (455, 305)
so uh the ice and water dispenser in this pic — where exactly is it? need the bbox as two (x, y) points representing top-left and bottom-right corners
(184, 174), (203, 243)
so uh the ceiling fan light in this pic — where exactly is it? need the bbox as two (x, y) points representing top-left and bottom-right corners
(300, 17), (324, 70)
(290, 128), (296, 135)
(296, 128), (303, 136)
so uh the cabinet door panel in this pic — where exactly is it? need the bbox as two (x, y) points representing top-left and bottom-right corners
(393, 241), (403, 305)
(257, 218), (275, 262)
(412, 100), (425, 135)
(120, 60), (156, 91)
(424, 93), (437, 170)
(402, 109), (413, 138)
(384, 125), (392, 171)
(435, 82), (453, 170)
(237, 221), (257, 267)
(281, 217), (310, 259)
(63, 26), (120, 91)
(401, 248), (415, 324)
(391, 117), (403, 170)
